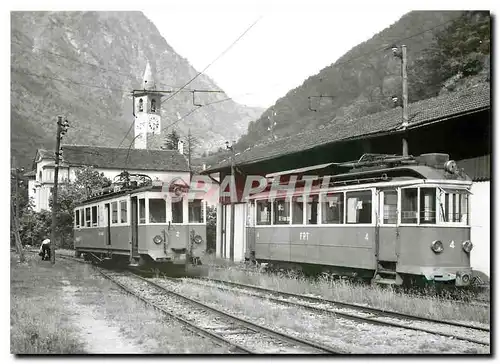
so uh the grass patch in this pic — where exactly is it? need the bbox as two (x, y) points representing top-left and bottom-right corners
(207, 266), (490, 325)
(10, 253), (86, 354)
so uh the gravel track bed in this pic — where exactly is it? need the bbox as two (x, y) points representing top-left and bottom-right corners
(103, 271), (328, 354)
(152, 278), (489, 354)
(184, 278), (490, 346)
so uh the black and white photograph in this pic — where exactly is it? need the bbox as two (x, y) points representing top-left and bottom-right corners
(8, 0), (492, 356)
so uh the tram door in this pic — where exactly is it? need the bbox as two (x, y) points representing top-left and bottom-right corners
(104, 203), (111, 246)
(245, 201), (256, 261)
(130, 197), (139, 258)
(376, 189), (399, 263)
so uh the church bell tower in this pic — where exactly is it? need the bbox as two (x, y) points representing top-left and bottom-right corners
(134, 61), (162, 149)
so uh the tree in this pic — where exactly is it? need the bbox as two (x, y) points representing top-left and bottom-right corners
(163, 129), (181, 150)
(186, 129), (199, 173)
(408, 11), (490, 101)
(49, 166), (111, 248)
(206, 205), (217, 254)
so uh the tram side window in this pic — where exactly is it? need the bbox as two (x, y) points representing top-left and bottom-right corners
(80, 208), (84, 227)
(401, 188), (417, 223)
(292, 196), (304, 224)
(442, 191), (468, 224)
(383, 190), (398, 224)
(172, 200), (183, 223)
(85, 207), (91, 227)
(256, 200), (271, 225)
(306, 195), (319, 225)
(75, 210), (80, 228)
(120, 200), (128, 223)
(322, 192), (344, 224)
(420, 188), (436, 224)
(189, 199), (204, 223)
(149, 198), (166, 223)
(139, 199), (146, 224)
(273, 198), (290, 225)
(91, 206), (98, 227)
(346, 191), (372, 224)
(111, 202), (118, 224)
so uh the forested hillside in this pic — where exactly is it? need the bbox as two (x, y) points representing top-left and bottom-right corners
(200, 11), (490, 169)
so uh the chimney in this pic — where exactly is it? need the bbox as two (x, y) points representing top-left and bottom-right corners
(178, 140), (184, 155)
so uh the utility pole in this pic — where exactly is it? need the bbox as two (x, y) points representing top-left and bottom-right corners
(11, 157), (25, 262)
(401, 45), (409, 157)
(50, 116), (69, 264)
(187, 129), (192, 175)
(392, 44), (409, 156)
(226, 141), (236, 262)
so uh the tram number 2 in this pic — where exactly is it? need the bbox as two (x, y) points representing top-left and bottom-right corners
(299, 232), (310, 241)
(450, 241), (455, 248)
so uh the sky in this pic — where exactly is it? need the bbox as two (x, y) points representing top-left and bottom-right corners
(144, 1), (407, 108)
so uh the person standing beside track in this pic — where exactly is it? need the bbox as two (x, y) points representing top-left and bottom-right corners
(38, 238), (51, 261)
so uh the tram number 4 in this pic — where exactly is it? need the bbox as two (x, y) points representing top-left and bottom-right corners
(299, 232), (310, 241)
(450, 241), (455, 248)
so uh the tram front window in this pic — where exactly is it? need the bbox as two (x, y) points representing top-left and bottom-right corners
(420, 188), (436, 224)
(139, 199), (146, 224)
(383, 190), (398, 224)
(172, 200), (183, 223)
(149, 198), (166, 223)
(189, 199), (204, 223)
(401, 188), (417, 224)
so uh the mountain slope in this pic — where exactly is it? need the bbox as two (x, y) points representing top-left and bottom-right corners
(233, 11), (489, 153)
(11, 11), (263, 169)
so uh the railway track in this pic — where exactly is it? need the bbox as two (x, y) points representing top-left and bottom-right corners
(54, 253), (342, 354)
(98, 269), (344, 354)
(27, 251), (489, 351)
(180, 277), (490, 347)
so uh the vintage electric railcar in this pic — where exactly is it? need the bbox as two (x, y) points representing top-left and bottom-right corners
(245, 153), (475, 286)
(73, 172), (207, 271)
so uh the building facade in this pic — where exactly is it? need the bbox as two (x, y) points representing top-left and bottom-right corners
(27, 146), (190, 212)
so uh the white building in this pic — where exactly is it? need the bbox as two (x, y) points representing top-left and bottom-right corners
(26, 146), (190, 212)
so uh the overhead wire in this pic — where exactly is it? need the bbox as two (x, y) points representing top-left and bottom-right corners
(157, 15), (262, 104)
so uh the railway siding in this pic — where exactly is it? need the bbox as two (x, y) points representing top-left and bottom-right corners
(151, 277), (489, 354)
(183, 278), (490, 345)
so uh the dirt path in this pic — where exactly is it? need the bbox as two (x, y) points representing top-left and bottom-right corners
(60, 279), (144, 354)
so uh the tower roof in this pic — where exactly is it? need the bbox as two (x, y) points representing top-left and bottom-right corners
(142, 61), (155, 90)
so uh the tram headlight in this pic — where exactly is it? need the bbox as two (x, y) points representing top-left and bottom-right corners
(430, 240), (444, 253)
(193, 235), (203, 245)
(153, 235), (163, 245)
(462, 240), (473, 253)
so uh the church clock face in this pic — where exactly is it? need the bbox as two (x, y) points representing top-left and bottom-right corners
(148, 114), (160, 135)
